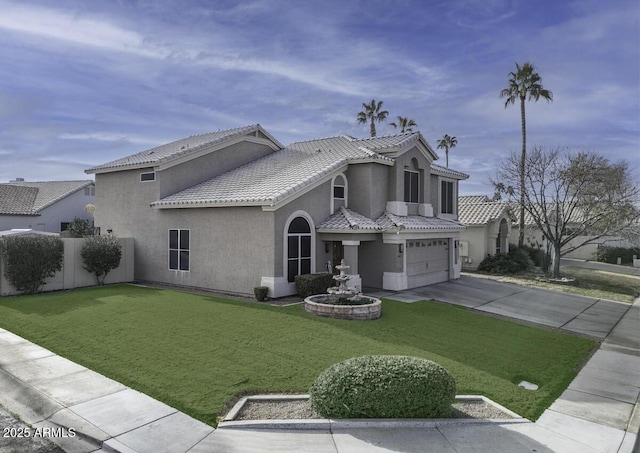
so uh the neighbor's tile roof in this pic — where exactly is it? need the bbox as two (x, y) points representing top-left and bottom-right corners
(86, 124), (282, 173)
(458, 202), (510, 225)
(459, 195), (490, 205)
(0, 180), (94, 215)
(317, 207), (383, 231)
(376, 212), (466, 231)
(152, 135), (397, 208)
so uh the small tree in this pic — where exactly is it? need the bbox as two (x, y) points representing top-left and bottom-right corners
(67, 217), (91, 238)
(0, 235), (64, 294)
(493, 147), (640, 278)
(81, 235), (122, 285)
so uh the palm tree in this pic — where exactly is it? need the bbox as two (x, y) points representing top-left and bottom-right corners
(436, 134), (457, 168)
(389, 116), (417, 133)
(357, 99), (389, 137)
(500, 61), (553, 247)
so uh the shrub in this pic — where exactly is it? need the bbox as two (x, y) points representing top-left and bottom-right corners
(517, 244), (545, 267)
(66, 217), (92, 238)
(478, 247), (533, 274)
(295, 273), (335, 298)
(254, 286), (269, 301)
(81, 235), (122, 285)
(0, 235), (64, 294)
(596, 246), (640, 265)
(309, 355), (456, 419)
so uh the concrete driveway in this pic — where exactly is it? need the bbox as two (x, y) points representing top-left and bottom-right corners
(370, 274), (632, 339)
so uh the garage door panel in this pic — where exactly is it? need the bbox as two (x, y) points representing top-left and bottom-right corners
(406, 239), (450, 287)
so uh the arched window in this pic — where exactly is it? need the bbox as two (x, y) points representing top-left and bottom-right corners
(332, 174), (347, 212)
(287, 217), (312, 282)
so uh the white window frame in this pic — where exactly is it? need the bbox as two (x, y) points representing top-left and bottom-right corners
(169, 229), (190, 271)
(331, 173), (348, 213)
(404, 169), (420, 203)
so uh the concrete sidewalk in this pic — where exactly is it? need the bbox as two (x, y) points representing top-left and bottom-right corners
(0, 277), (638, 452)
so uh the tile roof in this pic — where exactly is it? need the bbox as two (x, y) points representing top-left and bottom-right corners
(317, 207), (383, 231)
(152, 135), (397, 208)
(430, 164), (469, 180)
(376, 212), (466, 231)
(86, 124), (282, 173)
(0, 185), (38, 215)
(5, 180), (94, 214)
(458, 202), (510, 225)
(459, 195), (490, 205)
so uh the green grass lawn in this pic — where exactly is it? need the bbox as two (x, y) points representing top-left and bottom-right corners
(0, 284), (596, 425)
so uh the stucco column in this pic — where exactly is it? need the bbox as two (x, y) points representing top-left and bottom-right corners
(342, 240), (361, 291)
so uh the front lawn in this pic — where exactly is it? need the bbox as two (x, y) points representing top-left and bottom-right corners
(0, 285), (596, 425)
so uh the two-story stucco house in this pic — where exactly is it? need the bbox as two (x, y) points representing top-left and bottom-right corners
(86, 124), (468, 297)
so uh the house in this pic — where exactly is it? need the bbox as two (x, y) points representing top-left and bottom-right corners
(86, 124), (468, 297)
(0, 180), (95, 233)
(458, 196), (512, 269)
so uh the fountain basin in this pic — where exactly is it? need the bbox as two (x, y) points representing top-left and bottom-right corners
(304, 295), (381, 320)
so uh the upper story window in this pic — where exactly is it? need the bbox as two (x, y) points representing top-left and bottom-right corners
(140, 172), (156, 182)
(169, 229), (190, 271)
(84, 186), (95, 196)
(331, 174), (347, 212)
(404, 170), (419, 203)
(441, 180), (454, 214)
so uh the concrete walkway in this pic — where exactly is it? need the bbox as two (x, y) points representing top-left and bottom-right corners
(0, 276), (638, 452)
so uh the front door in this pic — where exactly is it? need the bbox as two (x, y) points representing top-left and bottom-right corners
(332, 242), (344, 274)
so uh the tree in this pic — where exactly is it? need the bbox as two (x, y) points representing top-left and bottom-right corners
(436, 134), (457, 168)
(389, 116), (417, 133)
(493, 147), (640, 278)
(81, 235), (122, 285)
(357, 99), (389, 137)
(66, 217), (91, 238)
(0, 235), (64, 294)
(500, 61), (553, 247)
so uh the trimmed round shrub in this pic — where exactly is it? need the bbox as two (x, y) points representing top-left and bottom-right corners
(309, 355), (456, 419)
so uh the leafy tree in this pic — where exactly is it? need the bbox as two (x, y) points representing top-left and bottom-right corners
(436, 134), (457, 168)
(66, 217), (91, 238)
(357, 99), (389, 137)
(389, 116), (417, 133)
(493, 147), (640, 278)
(81, 235), (122, 285)
(500, 61), (553, 247)
(0, 235), (64, 294)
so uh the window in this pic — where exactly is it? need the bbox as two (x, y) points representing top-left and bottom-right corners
(287, 217), (311, 282)
(404, 170), (419, 203)
(84, 186), (95, 196)
(140, 172), (156, 182)
(333, 185), (345, 199)
(441, 181), (454, 214)
(169, 229), (190, 271)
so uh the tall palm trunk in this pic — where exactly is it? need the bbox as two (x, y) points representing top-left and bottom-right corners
(518, 96), (526, 248)
(370, 118), (376, 137)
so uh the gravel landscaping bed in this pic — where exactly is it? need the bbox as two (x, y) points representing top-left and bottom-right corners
(233, 397), (516, 421)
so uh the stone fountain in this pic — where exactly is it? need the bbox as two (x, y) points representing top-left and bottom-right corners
(304, 259), (381, 320)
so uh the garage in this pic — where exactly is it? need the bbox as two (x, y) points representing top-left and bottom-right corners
(406, 239), (450, 287)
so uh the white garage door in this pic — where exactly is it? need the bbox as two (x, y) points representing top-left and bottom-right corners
(407, 239), (449, 288)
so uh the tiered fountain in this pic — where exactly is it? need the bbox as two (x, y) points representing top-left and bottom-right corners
(304, 259), (381, 320)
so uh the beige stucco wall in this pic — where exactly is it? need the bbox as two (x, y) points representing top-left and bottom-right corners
(0, 237), (134, 296)
(460, 216), (511, 269)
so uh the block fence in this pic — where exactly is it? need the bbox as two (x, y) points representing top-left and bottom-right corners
(0, 237), (134, 296)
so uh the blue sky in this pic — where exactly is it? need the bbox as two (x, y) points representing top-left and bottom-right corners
(1, 0), (638, 195)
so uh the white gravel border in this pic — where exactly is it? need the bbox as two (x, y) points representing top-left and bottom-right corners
(220, 394), (525, 430)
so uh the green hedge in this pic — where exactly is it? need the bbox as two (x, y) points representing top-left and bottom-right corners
(295, 273), (335, 298)
(0, 235), (64, 294)
(309, 355), (456, 419)
(596, 246), (640, 265)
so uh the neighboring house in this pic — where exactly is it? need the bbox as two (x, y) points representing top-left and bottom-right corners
(86, 124), (468, 297)
(0, 180), (95, 233)
(458, 196), (511, 269)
